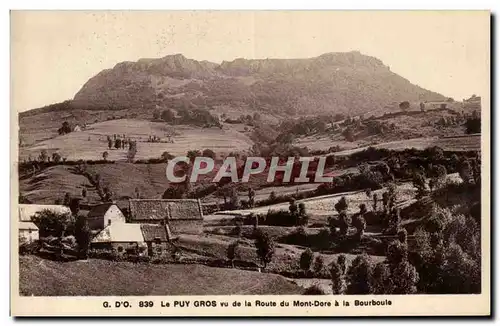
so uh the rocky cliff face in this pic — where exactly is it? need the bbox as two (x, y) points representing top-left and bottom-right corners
(72, 51), (445, 116)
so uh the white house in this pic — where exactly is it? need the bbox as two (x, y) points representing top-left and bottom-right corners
(87, 203), (126, 230)
(19, 221), (39, 244)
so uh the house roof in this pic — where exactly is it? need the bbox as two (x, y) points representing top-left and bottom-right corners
(88, 203), (115, 218)
(140, 224), (170, 242)
(91, 223), (145, 243)
(19, 221), (39, 230)
(18, 204), (72, 222)
(129, 199), (203, 221)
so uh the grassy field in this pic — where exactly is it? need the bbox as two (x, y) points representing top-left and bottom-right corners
(20, 119), (254, 161)
(19, 255), (303, 296)
(19, 163), (171, 204)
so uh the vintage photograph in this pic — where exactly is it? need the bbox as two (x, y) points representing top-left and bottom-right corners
(12, 11), (489, 303)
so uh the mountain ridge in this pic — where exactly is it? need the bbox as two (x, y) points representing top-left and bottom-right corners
(24, 51), (446, 118)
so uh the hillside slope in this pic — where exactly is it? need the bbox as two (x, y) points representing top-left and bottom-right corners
(19, 255), (303, 296)
(70, 51), (444, 116)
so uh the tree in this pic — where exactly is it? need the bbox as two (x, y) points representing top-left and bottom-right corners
(39, 149), (48, 162)
(102, 151), (109, 161)
(153, 110), (160, 120)
(103, 187), (113, 202)
(63, 192), (71, 206)
(108, 138), (113, 150)
(248, 188), (256, 208)
(298, 202), (308, 226)
(187, 150), (201, 162)
(372, 193), (378, 211)
(127, 141), (137, 162)
(114, 138), (122, 149)
(371, 262), (392, 294)
(352, 214), (366, 240)
(69, 198), (81, 216)
(346, 254), (373, 294)
(391, 260), (419, 294)
(397, 228), (408, 244)
(229, 187), (240, 209)
(465, 116), (481, 134)
(32, 209), (72, 237)
(74, 214), (91, 259)
(413, 172), (428, 199)
(227, 241), (239, 268)
(313, 255), (325, 276)
(399, 101), (410, 111)
(58, 121), (72, 135)
(338, 211), (350, 237)
(52, 152), (62, 163)
(330, 260), (345, 294)
(269, 191), (277, 202)
(334, 196), (348, 214)
(161, 109), (176, 123)
(459, 159), (472, 184)
(300, 248), (314, 273)
(161, 151), (174, 162)
(337, 254), (347, 275)
(202, 149), (216, 159)
(254, 229), (275, 269)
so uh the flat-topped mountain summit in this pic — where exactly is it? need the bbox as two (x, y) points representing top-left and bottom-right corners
(70, 51), (445, 116)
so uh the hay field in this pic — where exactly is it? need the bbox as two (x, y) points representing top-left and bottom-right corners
(19, 119), (254, 161)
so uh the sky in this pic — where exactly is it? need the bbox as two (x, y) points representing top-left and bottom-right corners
(11, 11), (490, 112)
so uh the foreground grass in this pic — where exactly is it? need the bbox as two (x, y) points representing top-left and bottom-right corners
(19, 255), (303, 296)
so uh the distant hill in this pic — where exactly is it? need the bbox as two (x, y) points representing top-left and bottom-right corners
(26, 51), (445, 119)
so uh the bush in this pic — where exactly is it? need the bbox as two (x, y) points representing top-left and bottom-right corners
(254, 229), (275, 269)
(299, 248), (314, 272)
(346, 254), (373, 294)
(303, 284), (326, 295)
(313, 255), (325, 276)
(330, 260), (345, 294)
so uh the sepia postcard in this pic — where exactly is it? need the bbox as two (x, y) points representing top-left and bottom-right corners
(10, 10), (490, 317)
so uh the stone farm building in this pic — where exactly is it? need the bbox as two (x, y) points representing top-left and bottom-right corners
(91, 223), (147, 255)
(128, 199), (204, 235)
(140, 224), (173, 257)
(91, 222), (173, 257)
(86, 203), (126, 231)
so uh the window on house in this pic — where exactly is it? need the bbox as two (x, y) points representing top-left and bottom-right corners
(108, 219), (112, 225)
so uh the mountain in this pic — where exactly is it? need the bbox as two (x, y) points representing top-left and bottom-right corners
(71, 51), (446, 116)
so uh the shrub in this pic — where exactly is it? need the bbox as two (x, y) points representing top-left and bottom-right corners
(313, 255), (325, 276)
(226, 241), (239, 267)
(330, 260), (345, 294)
(303, 284), (326, 295)
(370, 262), (392, 294)
(346, 254), (373, 294)
(299, 248), (314, 272)
(254, 229), (275, 269)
